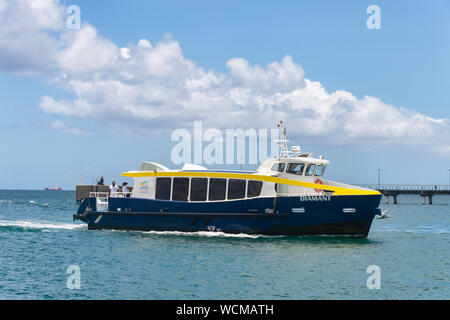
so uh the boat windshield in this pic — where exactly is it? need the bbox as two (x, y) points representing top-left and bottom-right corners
(271, 162), (286, 172)
(305, 164), (316, 176)
(286, 163), (305, 175)
(314, 165), (325, 176)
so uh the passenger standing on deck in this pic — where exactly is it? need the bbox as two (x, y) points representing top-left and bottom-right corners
(109, 181), (119, 197)
(121, 182), (131, 197)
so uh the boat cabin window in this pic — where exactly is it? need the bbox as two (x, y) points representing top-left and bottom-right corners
(305, 164), (316, 176)
(228, 179), (246, 200)
(314, 165), (325, 176)
(190, 178), (208, 201)
(172, 178), (189, 201)
(155, 178), (171, 200)
(271, 162), (286, 172)
(247, 180), (263, 198)
(286, 163), (305, 175)
(209, 178), (227, 201)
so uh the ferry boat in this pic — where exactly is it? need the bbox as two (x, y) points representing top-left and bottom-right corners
(74, 122), (382, 237)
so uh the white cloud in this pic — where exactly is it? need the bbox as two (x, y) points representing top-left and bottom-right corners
(57, 24), (119, 74)
(1, 0), (449, 153)
(137, 39), (152, 49)
(226, 55), (305, 93)
(0, 0), (64, 73)
(120, 48), (131, 59)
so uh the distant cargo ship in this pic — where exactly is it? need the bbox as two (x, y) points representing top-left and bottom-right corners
(45, 186), (62, 191)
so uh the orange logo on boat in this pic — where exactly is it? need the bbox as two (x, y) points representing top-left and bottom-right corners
(314, 179), (323, 193)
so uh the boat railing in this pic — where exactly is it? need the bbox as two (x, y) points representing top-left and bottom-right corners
(90, 192), (108, 198)
(89, 192), (130, 198)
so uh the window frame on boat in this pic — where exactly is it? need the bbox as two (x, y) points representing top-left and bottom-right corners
(190, 177), (208, 201)
(208, 178), (227, 201)
(271, 162), (286, 173)
(247, 180), (263, 198)
(164, 176), (266, 202)
(305, 164), (316, 176)
(314, 164), (326, 177)
(155, 177), (172, 200)
(227, 179), (246, 200)
(286, 162), (305, 176)
(172, 177), (190, 201)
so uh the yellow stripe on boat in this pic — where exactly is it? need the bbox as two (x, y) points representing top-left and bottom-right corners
(122, 171), (380, 196)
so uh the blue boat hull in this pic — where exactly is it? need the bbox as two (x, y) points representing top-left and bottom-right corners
(74, 195), (381, 237)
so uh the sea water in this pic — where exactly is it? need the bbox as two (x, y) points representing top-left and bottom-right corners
(0, 190), (448, 299)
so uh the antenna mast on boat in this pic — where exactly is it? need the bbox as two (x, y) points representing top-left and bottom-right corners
(275, 121), (289, 159)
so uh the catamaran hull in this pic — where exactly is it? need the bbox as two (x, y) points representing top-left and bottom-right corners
(74, 195), (381, 238)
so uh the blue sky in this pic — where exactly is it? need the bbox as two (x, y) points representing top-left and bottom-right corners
(0, 0), (449, 189)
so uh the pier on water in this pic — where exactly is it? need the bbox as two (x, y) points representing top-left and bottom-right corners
(76, 185), (109, 203)
(360, 185), (450, 205)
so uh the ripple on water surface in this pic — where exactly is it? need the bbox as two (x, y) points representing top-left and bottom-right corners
(0, 191), (448, 299)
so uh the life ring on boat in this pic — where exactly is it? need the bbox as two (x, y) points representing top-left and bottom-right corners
(314, 179), (323, 193)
